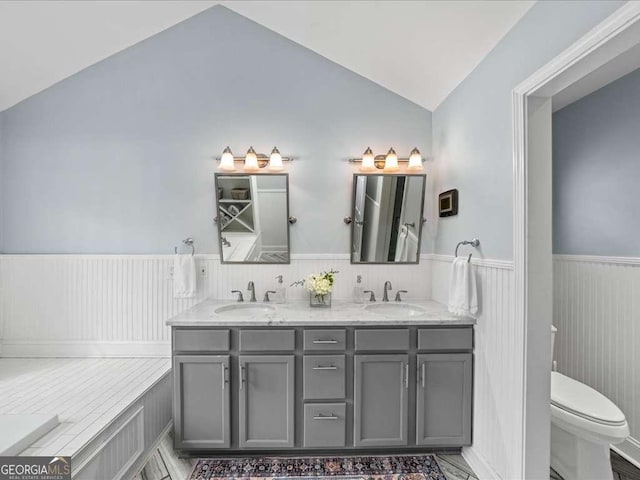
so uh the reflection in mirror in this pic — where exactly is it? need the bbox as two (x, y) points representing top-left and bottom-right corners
(351, 174), (426, 264)
(215, 173), (290, 263)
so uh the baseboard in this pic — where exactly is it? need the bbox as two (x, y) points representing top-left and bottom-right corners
(612, 437), (640, 470)
(0, 340), (171, 357)
(462, 447), (501, 480)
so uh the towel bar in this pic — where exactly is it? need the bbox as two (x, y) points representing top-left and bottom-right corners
(455, 238), (479, 263)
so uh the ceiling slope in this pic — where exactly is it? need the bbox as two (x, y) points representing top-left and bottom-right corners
(0, 0), (533, 112)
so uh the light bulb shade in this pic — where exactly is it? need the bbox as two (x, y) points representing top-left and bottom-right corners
(219, 146), (236, 171)
(243, 146), (259, 172)
(407, 147), (423, 171)
(268, 146), (284, 171)
(360, 147), (376, 172)
(383, 147), (399, 172)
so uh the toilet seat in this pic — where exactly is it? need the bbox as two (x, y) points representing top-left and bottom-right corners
(551, 372), (629, 443)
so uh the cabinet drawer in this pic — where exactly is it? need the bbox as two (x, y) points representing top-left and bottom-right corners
(418, 328), (473, 351)
(303, 329), (346, 350)
(238, 330), (295, 351)
(303, 355), (346, 399)
(303, 403), (346, 448)
(355, 329), (409, 351)
(173, 329), (229, 352)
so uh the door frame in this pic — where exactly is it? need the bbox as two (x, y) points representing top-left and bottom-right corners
(512, 3), (640, 478)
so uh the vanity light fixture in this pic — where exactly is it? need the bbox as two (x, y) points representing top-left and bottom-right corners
(243, 146), (260, 172)
(407, 148), (423, 171)
(268, 146), (284, 171)
(383, 147), (399, 172)
(219, 146), (236, 172)
(351, 147), (424, 172)
(217, 146), (293, 171)
(360, 147), (376, 172)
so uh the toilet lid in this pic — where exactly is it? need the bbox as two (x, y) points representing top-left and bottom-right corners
(551, 372), (626, 426)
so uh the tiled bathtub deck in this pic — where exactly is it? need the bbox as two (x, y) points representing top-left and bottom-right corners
(0, 357), (171, 457)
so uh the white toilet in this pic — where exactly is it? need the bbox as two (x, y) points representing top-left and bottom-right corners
(550, 325), (629, 480)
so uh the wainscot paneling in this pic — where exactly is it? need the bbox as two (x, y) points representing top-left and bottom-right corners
(431, 255), (520, 480)
(554, 255), (640, 467)
(0, 254), (432, 357)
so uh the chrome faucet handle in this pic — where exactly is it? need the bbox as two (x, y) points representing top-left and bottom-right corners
(363, 290), (376, 302)
(394, 290), (408, 302)
(263, 290), (276, 302)
(231, 290), (244, 302)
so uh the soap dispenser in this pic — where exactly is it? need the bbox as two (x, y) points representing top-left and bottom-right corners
(353, 275), (364, 304)
(274, 275), (286, 304)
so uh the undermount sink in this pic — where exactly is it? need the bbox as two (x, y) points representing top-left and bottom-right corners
(214, 303), (276, 317)
(364, 303), (426, 317)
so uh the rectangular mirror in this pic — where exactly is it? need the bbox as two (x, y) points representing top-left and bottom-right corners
(351, 174), (426, 264)
(215, 173), (290, 263)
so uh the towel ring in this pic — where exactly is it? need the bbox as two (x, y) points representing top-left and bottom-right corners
(455, 238), (479, 263)
(175, 237), (195, 256)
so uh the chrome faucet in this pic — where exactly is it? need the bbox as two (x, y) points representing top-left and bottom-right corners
(363, 290), (376, 302)
(247, 281), (257, 302)
(263, 290), (276, 302)
(383, 281), (393, 302)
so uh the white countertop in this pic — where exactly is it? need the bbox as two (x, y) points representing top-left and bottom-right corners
(166, 298), (475, 327)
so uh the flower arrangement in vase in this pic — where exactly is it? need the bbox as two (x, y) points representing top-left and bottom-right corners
(291, 269), (338, 307)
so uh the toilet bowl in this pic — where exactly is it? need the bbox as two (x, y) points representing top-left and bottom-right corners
(550, 326), (629, 480)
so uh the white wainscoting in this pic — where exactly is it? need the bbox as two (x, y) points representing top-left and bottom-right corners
(0, 254), (432, 357)
(554, 255), (640, 467)
(431, 255), (520, 480)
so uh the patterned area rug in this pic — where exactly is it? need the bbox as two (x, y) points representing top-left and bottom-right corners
(189, 455), (446, 480)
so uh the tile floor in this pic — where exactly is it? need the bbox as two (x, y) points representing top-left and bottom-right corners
(132, 431), (478, 480)
(550, 450), (640, 480)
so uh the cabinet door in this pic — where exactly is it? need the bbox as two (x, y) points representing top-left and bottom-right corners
(416, 353), (472, 446)
(173, 355), (230, 449)
(354, 354), (409, 446)
(238, 355), (295, 448)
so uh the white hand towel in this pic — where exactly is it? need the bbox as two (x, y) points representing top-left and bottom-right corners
(394, 225), (409, 262)
(448, 257), (478, 318)
(173, 254), (196, 298)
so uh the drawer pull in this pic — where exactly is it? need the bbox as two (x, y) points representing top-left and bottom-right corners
(313, 414), (339, 420)
(313, 339), (338, 344)
(221, 364), (229, 389)
(421, 363), (426, 388)
(312, 365), (337, 370)
(240, 364), (246, 389)
(404, 363), (409, 389)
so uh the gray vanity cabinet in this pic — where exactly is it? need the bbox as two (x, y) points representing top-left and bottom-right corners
(173, 355), (230, 449)
(238, 355), (295, 448)
(354, 354), (409, 447)
(416, 353), (472, 446)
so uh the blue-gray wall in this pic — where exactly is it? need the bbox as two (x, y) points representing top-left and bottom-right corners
(0, 5), (431, 254)
(432, 0), (624, 260)
(553, 67), (640, 256)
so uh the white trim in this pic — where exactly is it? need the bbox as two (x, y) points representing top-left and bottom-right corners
(462, 446), (501, 480)
(427, 254), (513, 270)
(613, 437), (640, 470)
(553, 254), (640, 266)
(512, 3), (640, 477)
(0, 340), (171, 357)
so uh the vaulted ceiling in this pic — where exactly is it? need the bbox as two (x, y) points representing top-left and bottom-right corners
(0, 0), (534, 112)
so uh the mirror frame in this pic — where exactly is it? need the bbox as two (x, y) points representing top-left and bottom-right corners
(350, 173), (426, 265)
(215, 172), (291, 265)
